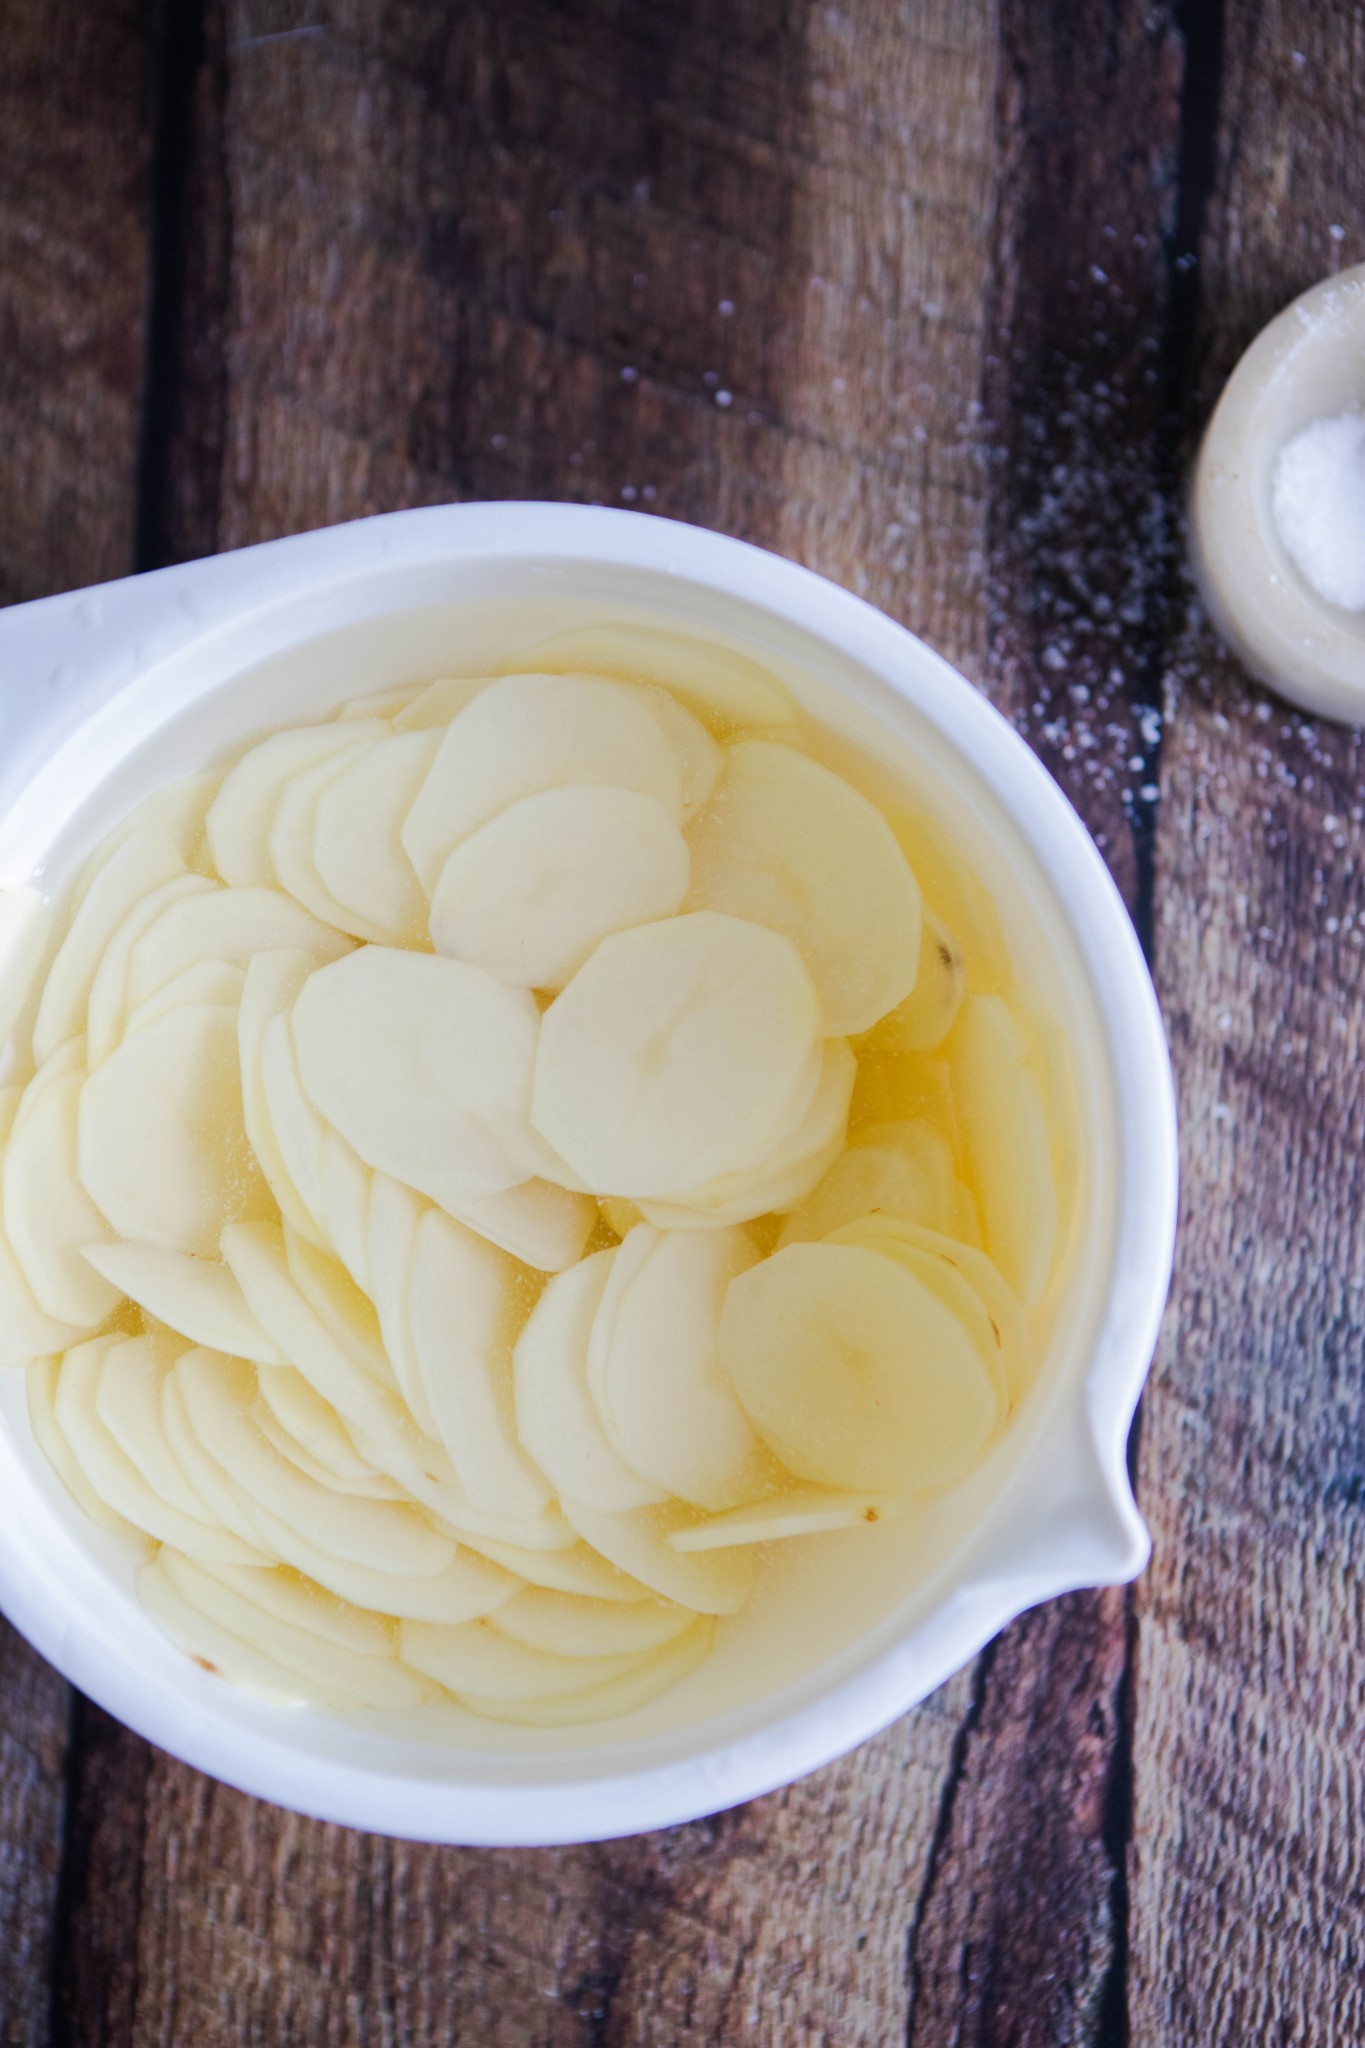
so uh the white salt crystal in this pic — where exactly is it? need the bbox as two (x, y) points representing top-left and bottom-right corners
(1272, 411), (1365, 611)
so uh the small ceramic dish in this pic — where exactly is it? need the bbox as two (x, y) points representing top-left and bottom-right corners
(0, 504), (1176, 1845)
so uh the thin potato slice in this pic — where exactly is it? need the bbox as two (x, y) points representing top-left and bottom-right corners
(719, 1240), (998, 1494)
(253, 1394), (402, 1500)
(441, 1177), (596, 1275)
(430, 785), (690, 990)
(87, 873), (217, 1065)
(0, 1087), (85, 1367)
(400, 1617), (651, 1703)
(82, 1241), (284, 1363)
(948, 994), (1057, 1305)
(513, 1249), (665, 1513)
(456, 1534), (649, 1603)
(267, 741), (391, 941)
(457, 1615), (715, 1727)
(292, 947), (543, 1199)
(0, 886), (49, 1058)
(364, 1172), (439, 1438)
(401, 672), (682, 892)
(237, 947), (347, 1248)
(33, 826), (185, 1061)
(685, 741), (922, 1035)
(861, 910), (965, 1054)
(78, 1003), (270, 1256)
(123, 960), (245, 1038)
(587, 1225), (767, 1510)
(406, 1208), (548, 1520)
(775, 1117), (965, 1249)
(560, 1499), (754, 1615)
(830, 1226), (1009, 1410)
(140, 1558), (313, 1705)
(284, 1228), (392, 1388)
(829, 1216), (1030, 1404)
(533, 912), (823, 1198)
(312, 730), (437, 943)
(391, 676), (495, 731)
(5, 1044), (118, 1325)
(667, 1486), (900, 1551)
(499, 625), (797, 735)
(635, 686), (723, 818)
(28, 1358), (139, 1536)
(95, 1332), (262, 1538)
(205, 721), (388, 885)
(188, 1557), (394, 1654)
(889, 808), (1011, 994)
(492, 1586), (695, 1658)
(334, 682), (423, 720)
(123, 884), (337, 1011)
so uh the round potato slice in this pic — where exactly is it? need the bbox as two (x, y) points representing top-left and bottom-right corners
(205, 720), (388, 885)
(123, 884), (337, 1012)
(254, 1365), (386, 1491)
(430, 784), (690, 990)
(829, 1215), (1030, 1404)
(292, 947), (543, 1200)
(560, 1498), (755, 1615)
(719, 1240), (998, 1494)
(237, 946), (346, 1249)
(183, 1556), (395, 1654)
(0, 1086), (86, 1367)
(634, 686), (723, 818)
(81, 1241), (284, 1363)
(533, 911), (823, 1198)
(455, 1534), (649, 1602)
(948, 993), (1057, 1306)
(686, 740), (922, 1035)
(284, 1227), (392, 1388)
(775, 1117), (963, 1249)
(498, 625), (798, 735)
(33, 824), (185, 1062)
(513, 1249), (665, 1513)
(78, 1003), (270, 1256)
(391, 676), (495, 731)
(401, 671), (682, 892)
(861, 910), (966, 1054)
(140, 1558), (313, 1706)
(86, 873), (217, 1065)
(5, 1044), (118, 1325)
(492, 1586), (695, 1658)
(400, 1617), (650, 1703)
(440, 1176), (596, 1275)
(587, 1225), (768, 1510)
(457, 1615), (716, 1727)
(28, 1358), (138, 1536)
(267, 741), (390, 941)
(312, 730), (437, 943)
(123, 960), (245, 1039)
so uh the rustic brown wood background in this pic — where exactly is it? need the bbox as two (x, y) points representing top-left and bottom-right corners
(2, 1), (1363, 2041)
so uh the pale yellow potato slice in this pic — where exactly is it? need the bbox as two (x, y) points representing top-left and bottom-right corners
(56, 1338), (258, 1561)
(948, 993), (1057, 1306)
(81, 1242), (284, 1364)
(0, 1090), (86, 1368)
(667, 1486), (900, 1551)
(458, 1615), (715, 1727)
(86, 873), (216, 1064)
(4, 1043), (118, 1325)
(161, 1367), (285, 1556)
(267, 741), (392, 941)
(439, 1177), (597, 1276)
(316, 1131), (374, 1293)
(639, 1038), (855, 1229)
(311, 730), (438, 943)
(776, 1117), (964, 1250)
(139, 1558), (314, 1705)
(598, 1195), (644, 1240)
(205, 720), (388, 885)
(28, 1358), (138, 1535)
(532, 911), (823, 1198)
(364, 1171), (439, 1438)
(155, 1550), (431, 1710)
(635, 685), (723, 818)
(685, 741), (922, 1036)
(492, 1586), (695, 1658)
(188, 1557), (394, 1654)
(829, 1215), (1030, 1404)
(238, 947), (346, 1248)
(587, 1224), (767, 1510)
(861, 910), (966, 1054)
(252, 1395), (403, 1500)
(889, 808), (1011, 994)
(400, 1617), (651, 1703)
(830, 1226), (1009, 1411)
(407, 1207), (548, 1520)
(284, 1228), (392, 1388)
(65, 774), (216, 916)
(32, 826), (184, 1061)
(0, 886), (50, 1058)
(391, 676), (495, 731)
(254, 1364), (384, 1489)
(498, 625), (797, 735)
(78, 1003), (269, 1257)
(292, 947), (543, 1199)
(95, 1332), (265, 1538)
(455, 1534), (647, 1602)
(719, 1240), (998, 1494)
(122, 959), (245, 1038)
(401, 672), (682, 892)
(560, 1499), (754, 1615)
(334, 682), (424, 720)
(259, 1014), (332, 1239)
(513, 1249), (665, 1513)
(430, 785), (690, 991)
(123, 884), (337, 1011)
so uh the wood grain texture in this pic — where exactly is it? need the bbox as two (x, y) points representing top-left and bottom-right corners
(0, 4), (155, 2042)
(1134, 4), (1365, 2045)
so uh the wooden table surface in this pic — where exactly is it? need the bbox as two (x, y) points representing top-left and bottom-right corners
(2, 2), (1363, 2042)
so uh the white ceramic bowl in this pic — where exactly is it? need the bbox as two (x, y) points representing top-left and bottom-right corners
(0, 504), (1176, 1845)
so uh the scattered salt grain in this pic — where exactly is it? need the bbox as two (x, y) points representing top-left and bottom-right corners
(1272, 412), (1365, 611)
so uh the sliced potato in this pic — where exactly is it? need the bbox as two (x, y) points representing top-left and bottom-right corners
(254, 1365), (386, 1489)
(861, 910), (965, 1054)
(401, 671), (682, 892)
(284, 1228), (392, 1387)
(829, 1215), (1030, 1404)
(292, 946), (543, 1199)
(0, 886), (50, 1061)
(122, 959), (245, 1038)
(81, 1242), (284, 1363)
(560, 1498), (754, 1615)
(406, 1207), (548, 1520)
(4, 1044), (118, 1325)
(253, 1394), (400, 1499)
(86, 873), (217, 1065)
(400, 1617), (651, 1703)
(316, 1131), (374, 1295)
(335, 682), (424, 720)
(492, 1586), (695, 1657)
(123, 884), (337, 1011)
(458, 1615), (715, 1726)
(719, 1240), (999, 1494)
(391, 676), (495, 731)
(312, 730), (437, 943)
(440, 1176), (596, 1275)
(686, 740), (922, 1035)
(889, 807), (1011, 993)
(267, 741), (390, 941)
(0, 1088), (85, 1367)
(186, 1557), (395, 1654)
(27, 1357), (138, 1535)
(237, 947), (346, 1248)
(32, 827), (184, 1061)
(667, 1486), (900, 1551)
(532, 912), (823, 1198)
(205, 721), (388, 885)
(140, 1557), (314, 1705)
(455, 1534), (648, 1603)
(498, 624), (797, 735)
(430, 785), (690, 990)
(363, 1171), (439, 1438)
(634, 686), (723, 818)
(586, 1224), (768, 1510)
(95, 1331), (262, 1536)
(775, 1117), (964, 1249)
(513, 1248), (665, 1513)
(78, 1003), (270, 1256)
(948, 994), (1057, 1305)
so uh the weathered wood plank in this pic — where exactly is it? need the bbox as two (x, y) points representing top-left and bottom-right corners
(1134, 3), (1365, 2044)
(0, 3), (156, 2041)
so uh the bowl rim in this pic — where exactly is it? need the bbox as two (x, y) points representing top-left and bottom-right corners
(0, 503), (1178, 1844)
